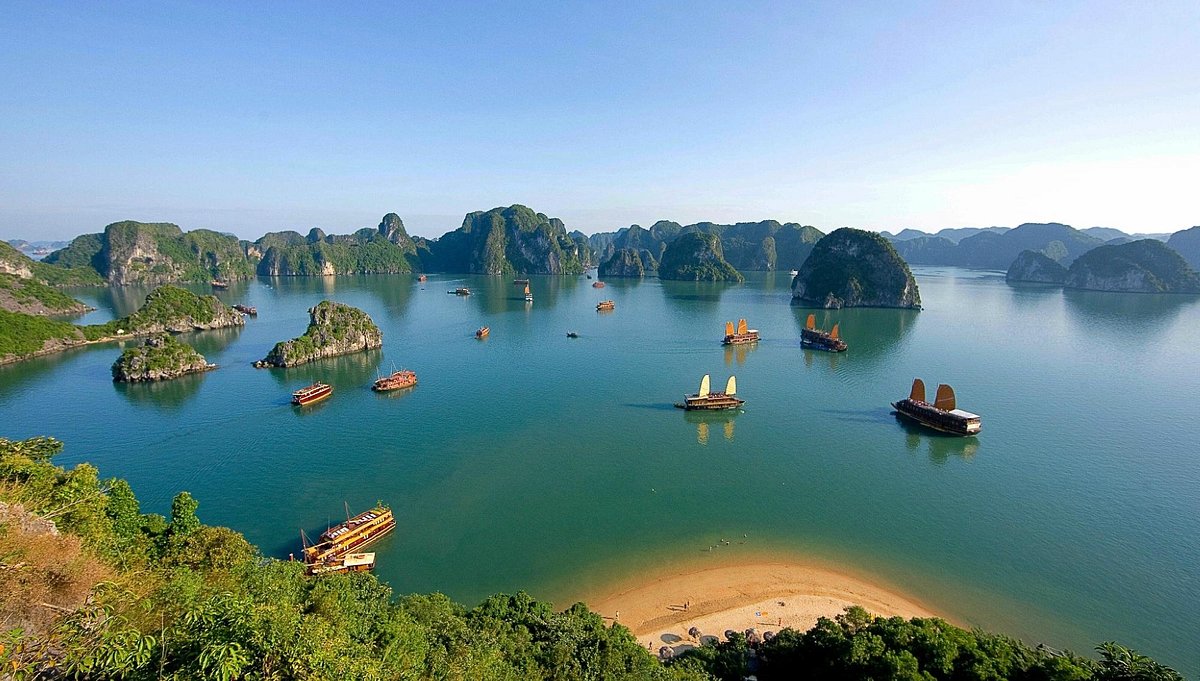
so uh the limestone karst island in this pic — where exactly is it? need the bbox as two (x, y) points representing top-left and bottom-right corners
(2, 3), (1198, 680)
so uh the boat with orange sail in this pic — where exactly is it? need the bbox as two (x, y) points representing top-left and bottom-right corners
(721, 318), (759, 345)
(292, 382), (332, 406)
(372, 369), (417, 392)
(524, 284), (533, 303)
(892, 379), (981, 436)
(301, 505), (396, 575)
(675, 374), (745, 411)
(801, 313), (847, 352)
(475, 326), (490, 339)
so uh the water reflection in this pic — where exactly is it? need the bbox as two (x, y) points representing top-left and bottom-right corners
(1063, 289), (1199, 341)
(897, 417), (979, 463)
(660, 280), (734, 310)
(684, 409), (738, 445)
(723, 342), (757, 366)
(112, 371), (208, 411)
(181, 326), (243, 356)
(791, 306), (918, 366)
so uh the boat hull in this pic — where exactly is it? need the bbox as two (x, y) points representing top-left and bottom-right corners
(722, 333), (760, 346)
(292, 384), (332, 406)
(891, 401), (980, 436)
(675, 395), (745, 411)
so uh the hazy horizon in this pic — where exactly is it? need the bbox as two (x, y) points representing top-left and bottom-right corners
(3, 1), (1197, 241)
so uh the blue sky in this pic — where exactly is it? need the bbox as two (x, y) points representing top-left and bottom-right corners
(2, 1), (1197, 240)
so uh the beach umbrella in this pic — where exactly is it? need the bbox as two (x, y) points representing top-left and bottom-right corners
(725, 629), (738, 641)
(659, 646), (674, 660)
(688, 627), (701, 640)
(763, 631), (775, 642)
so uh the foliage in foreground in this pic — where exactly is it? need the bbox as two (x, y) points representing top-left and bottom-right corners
(0, 435), (1184, 680)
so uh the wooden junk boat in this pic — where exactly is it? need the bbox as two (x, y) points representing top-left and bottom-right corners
(592, 281), (605, 288)
(372, 369), (417, 392)
(292, 382), (332, 406)
(722, 318), (760, 345)
(675, 374), (745, 411)
(233, 304), (257, 316)
(210, 279), (229, 290)
(416, 274), (428, 282)
(475, 326), (490, 339)
(892, 379), (981, 436)
(801, 313), (847, 352)
(449, 287), (471, 296)
(301, 505), (396, 575)
(596, 300), (615, 311)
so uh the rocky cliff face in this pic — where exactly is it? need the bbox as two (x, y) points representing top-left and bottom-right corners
(256, 215), (419, 276)
(1064, 239), (1200, 293)
(112, 333), (215, 382)
(791, 228), (921, 309)
(657, 232), (744, 282)
(1006, 250), (1067, 284)
(598, 248), (645, 278)
(427, 205), (586, 275)
(86, 286), (245, 337)
(255, 301), (382, 367)
(0, 273), (92, 315)
(98, 222), (256, 286)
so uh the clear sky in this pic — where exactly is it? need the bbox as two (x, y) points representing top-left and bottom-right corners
(2, 1), (1197, 241)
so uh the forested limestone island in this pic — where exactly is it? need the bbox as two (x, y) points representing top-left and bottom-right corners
(0, 433), (1185, 679)
(1063, 240), (1200, 293)
(590, 219), (824, 274)
(887, 223), (1106, 269)
(255, 213), (424, 276)
(111, 333), (215, 382)
(599, 247), (647, 278)
(1006, 250), (1069, 285)
(658, 232), (744, 282)
(1166, 226), (1200, 270)
(255, 301), (382, 367)
(0, 285), (242, 365)
(791, 228), (921, 309)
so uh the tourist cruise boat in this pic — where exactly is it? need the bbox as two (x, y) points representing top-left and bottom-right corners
(292, 382), (332, 406)
(892, 379), (981, 436)
(475, 326), (490, 339)
(596, 300), (615, 311)
(721, 318), (760, 345)
(449, 287), (471, 295)
(524, 284), (533, 302)
(372, 369), (417, 392)
(675, 374), (745, 411)
(801, 313), (847, 352)
(302, 505), (396, 575)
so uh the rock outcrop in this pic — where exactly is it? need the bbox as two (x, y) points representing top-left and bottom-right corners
(1166, 226), (1200, 270)
(255, 301), (382, 367)
(256, 214), (421, 276)
(791, 228), (921, 309)
(1064, 240), (1200, 293)
(426, 205), (587, 275)
(111, 333), (215, 382)
(598, 248), (646, 278)
(86, 285), (245, 337)
(1006, 250), (1068, 285)
(657, 232), (744, 282)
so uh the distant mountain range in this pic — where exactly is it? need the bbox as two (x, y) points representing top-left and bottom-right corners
(5, 239), (70, 260)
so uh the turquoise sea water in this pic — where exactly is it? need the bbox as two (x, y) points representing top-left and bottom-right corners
(2, 269), (1198, 675)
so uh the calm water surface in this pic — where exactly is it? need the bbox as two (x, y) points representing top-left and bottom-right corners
(2, 269), (1198, 674)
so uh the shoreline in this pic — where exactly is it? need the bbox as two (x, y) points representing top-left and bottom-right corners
(580, 558), (947, 654)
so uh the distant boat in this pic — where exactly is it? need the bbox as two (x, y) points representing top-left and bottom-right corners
(513, 278), (529, 285)
(233, 304), (257, 316)
(449, 288), (471, 296)
(210, 279), (230, 290)
(892, 379), (981, 436)
(596, 300), (615, 311)
(372, 369), (417, 392)
(789, 269), (799, 276)
(416, 274), (427, 282)
(592, 281), (605, 288)
(721, 318), (760, 345)
(475, 326), (490, 339)
(675, 374), (745, 411)
(567, 331), (579, 338)
(801, 314), (847, 352)
(292, 382), (332, 406)
(301, 505), (395, 575)
(586, 274), (593, 279)
(524, 284), (533, 303)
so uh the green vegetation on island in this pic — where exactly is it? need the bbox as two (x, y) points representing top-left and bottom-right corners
(891, 223), (1105, 269)
(0, 434), (1183, 680)
(0, 309), (86, 363)
(256, 214), (422, 276)
(657, 232), (744, 282)
(791, 228), (921, 309)
(425, 204), (587, 275)
(1006, 250), (1069, 285)
(0, 272), (92, 316)
(256, 301), (382, 367)
(1064, 239), (1200, 293)
(590, 220), (824, 273)
(599, 248), (647, 278)
(1165, 226), (1200, 271)
(111, 333), (215, 382)
(83, 285), (244, 340)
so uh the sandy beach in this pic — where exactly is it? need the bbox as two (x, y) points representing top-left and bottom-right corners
(584, 560), (943, 655)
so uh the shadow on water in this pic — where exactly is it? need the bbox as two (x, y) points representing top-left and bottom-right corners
(262, 350), (384, 392)
(1062, 288), (1200, 340)
(819, 406), (895, 425)
(895, 416), (980, 464)
(621, 402), (678, 412)
(791, 306), (919, 366)
(112, 371), (208, 411)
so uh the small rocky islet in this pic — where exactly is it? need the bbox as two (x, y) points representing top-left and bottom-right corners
(255, 301), (383, 368)
(1006, 239), (1200, 293)
(111, 333), (215, 382)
